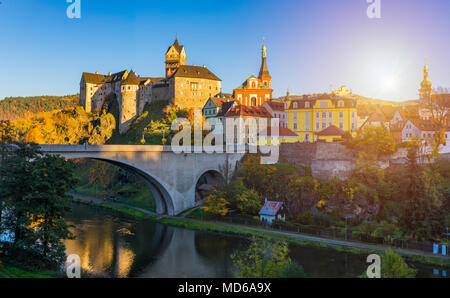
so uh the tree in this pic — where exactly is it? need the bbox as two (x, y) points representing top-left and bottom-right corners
(27, 154), (78, 266)
(351, 126), (396, 159)
(201, 190), (229, 217)
(231, 236), (291, 278)
(0, 143), (42, 255)
(381, 249), (416, 278)
(397, 144), (444, 240)
(0, 143), (77, 268)
(236, 189), (263, 216)
(280, 262), (307, 278)
(241, 155), (276, 198)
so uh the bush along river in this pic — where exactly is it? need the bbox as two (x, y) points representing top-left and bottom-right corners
(64, 203), (449, 278)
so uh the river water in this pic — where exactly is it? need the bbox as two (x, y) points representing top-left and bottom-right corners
(64, 203), (449, 278)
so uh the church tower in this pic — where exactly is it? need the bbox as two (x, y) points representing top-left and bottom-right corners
(165, 38), (187, 78)
(258, 42), (271, 88)
(419, 58), (433, 106)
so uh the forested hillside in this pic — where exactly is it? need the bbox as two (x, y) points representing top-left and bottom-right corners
(0, 95), (79, 120)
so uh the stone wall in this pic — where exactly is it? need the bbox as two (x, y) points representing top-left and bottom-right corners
(280, 142), (358, 180)
(279, 142), (414, 180)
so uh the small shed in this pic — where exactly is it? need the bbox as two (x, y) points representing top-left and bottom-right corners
(259, 200), (286, 224)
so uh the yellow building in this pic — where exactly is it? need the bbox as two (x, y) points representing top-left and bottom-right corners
(286, 94), (357, 142)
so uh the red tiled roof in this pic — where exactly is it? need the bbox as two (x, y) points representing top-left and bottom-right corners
(216, 101), (236, 117)
(259, 201), (283, 216)
(225, 105), (272, 118)
(210, 97), (228, 107)
(259, 127), (298, 137)
(266, 101), (285, 112)
(409, 119), (442, 131)
(317, 125), (345, 136)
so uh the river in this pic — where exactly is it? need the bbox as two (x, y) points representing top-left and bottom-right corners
(64, 203), (449, 278)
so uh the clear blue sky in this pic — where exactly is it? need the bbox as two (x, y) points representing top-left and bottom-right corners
(0, 0), (449, 101)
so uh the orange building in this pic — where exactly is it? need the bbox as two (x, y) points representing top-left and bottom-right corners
(233, 43), (273, 107)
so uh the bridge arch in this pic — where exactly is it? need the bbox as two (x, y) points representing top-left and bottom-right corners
(71, 157), (175, 215)
(195, 170), (225, 202)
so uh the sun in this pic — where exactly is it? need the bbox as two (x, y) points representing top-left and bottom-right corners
(382, 75), (397, 91)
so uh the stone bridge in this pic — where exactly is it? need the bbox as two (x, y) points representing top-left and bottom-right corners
(40, 145), (245, 216)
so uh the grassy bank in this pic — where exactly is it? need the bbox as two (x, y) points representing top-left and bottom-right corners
(0, 259), (60, 278)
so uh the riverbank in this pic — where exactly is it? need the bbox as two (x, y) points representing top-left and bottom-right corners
(0, 259), (59, 278)
(70, 194), (450, 267)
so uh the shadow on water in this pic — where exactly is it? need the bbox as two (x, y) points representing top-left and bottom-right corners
(64, 204), (449, 278)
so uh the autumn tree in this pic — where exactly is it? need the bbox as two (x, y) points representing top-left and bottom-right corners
(201, 190), (229, 217)
(236, 189), (263, 216)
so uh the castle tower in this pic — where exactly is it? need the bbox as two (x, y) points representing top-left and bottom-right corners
(120, 70), (139, 132)
(165, 38), (187, 78)
(258, 42), (271, 88)
(419, 58), (433, 106)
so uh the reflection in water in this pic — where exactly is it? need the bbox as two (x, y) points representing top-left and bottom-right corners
(64, 203), (449, 278)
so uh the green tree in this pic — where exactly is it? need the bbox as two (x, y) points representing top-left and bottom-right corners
(231, 237), (291, 278)
(27, 154), (78, 266)
(381, 249), (416, 278)
(0, 144), (77, 268)
(0, 143), (42, 254)
(236, 189), (263, 216)
(351, 127), (396, 159)
(280, 262), (307, 278)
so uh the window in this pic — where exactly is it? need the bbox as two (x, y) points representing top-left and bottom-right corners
(328, 112), (332, 127)
(319, 101), (329, 108)
(305, 112), (310, 131)
(293, 102), (298, 109)
(305, 134), (309, 142)
(339, 112), (344, 129)
(322, 112), (327, 129)
(305, 102), (310, 108)
(338, 101), (344, 108)
(316, 112), (320, 130)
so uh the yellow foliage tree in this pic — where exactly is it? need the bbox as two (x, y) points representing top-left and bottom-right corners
(201, 190), (229, 217)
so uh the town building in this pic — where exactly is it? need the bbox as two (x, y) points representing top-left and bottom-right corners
(286, 91), (358, 143)
(233, 43), (273, 107)
(259, 200), (286, 224)
(316, 125), (346, 143)
(262, 101), (288, 128)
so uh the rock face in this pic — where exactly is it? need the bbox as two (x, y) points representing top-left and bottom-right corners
(280, 142), (358, 180)
(280, 142), (412, 180)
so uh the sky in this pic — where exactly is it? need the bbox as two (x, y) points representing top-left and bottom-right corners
(0, 0), (449, 101)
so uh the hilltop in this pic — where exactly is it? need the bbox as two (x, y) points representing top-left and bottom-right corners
(0, 95), (79, 121)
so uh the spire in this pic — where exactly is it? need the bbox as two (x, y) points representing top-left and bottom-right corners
(421, 57), (432, 90)
(258, 40), (271, 79)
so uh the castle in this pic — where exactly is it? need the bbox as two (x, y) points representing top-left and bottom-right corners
(79, 39), (222, 132)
